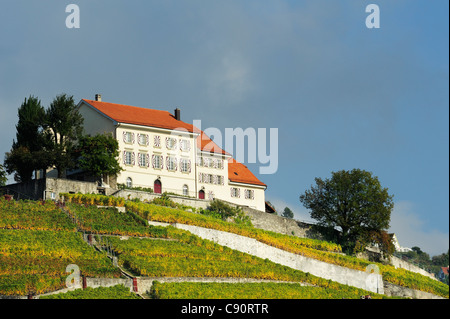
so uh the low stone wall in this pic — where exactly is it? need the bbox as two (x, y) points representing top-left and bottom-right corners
(390, 256), (437, 281)
(383, 282), (445, 299)
(148, 221), (384, 294)
(45, 178), (98, 200)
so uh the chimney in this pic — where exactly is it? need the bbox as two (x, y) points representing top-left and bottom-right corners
(174, 108), (180, 121)
(95, 94), (102, 102)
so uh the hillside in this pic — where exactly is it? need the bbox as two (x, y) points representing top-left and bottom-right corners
(0, 195), (448, 299)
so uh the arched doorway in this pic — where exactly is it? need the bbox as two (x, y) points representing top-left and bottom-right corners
(154, 179), (162, 194)
(198, 189), (205, 199)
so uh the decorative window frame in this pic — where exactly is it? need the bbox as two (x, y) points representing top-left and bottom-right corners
(166, 137), (177, 150)
(152, 154), (164, 170)
(123, 150), (135, 166)
(138, 152), (150, 168)
(244, 189), (255, 200)
(180, 158), (191, 173)
(123, 131), (135, 144)
(137, 133), (149, 146)
(179, 139), (191, 152)
(154, 135), (161, 148)
(166, 155), (177, 171)
(230, 187), (240, 198)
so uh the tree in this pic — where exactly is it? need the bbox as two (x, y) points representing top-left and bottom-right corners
(45, 93), (84, 178)
(281, 207), (294, 219)
(3, 96), (50, 182)
(299, 169), (394, 254)
(76, 133), (122, 184)
(0, 164), (7, 186)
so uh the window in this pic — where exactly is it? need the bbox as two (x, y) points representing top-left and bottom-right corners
(166, 137), (177, 150)
(231, 187), (240, 198)
(180, 158), (191, 173)
(152, 154), (163, 169)
(183, 185), (189, 196)
(180, 139), (190, 152)
(124, 151), (134, 166)
(126, 177), (133, 188)
(245, 189), (254, 200)
(138, 153), (149, 167)
(138, 134), (148, 146)
(166, 156), (177, 171)
(123, 132), (134, 144)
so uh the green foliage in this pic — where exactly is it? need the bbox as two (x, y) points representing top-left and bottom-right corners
(151, 192), (178, 208)
(0, 229), (121, 295)
(281, 207), (294, 219)
(117, 183), (153, 193)
(0, 198), (76, 231)
(45, 93), (84, 178)
(40, 285), (140, 299)
(0, 164), (6, 186)
(77, 133), (122, 180)
(203, 199), (252, 226)
(65, 203), (169, 238)
(150, 281), (388, 299)
(397, 248), (449, 280)
(3, 96), (50, 182)
(299, 169), (394, 254)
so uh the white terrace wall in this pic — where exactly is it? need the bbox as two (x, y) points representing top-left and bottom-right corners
(148, 221), (384, 294)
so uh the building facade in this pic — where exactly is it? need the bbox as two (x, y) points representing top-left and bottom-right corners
(77, 95), (267, 211)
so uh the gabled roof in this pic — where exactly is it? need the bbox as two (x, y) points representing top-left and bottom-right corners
(81, 99), (195, 133)
(441, 267), (449, 275)
(228, 159), (267, 187)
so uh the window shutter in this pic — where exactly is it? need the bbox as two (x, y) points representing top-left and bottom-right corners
(123, 151), (127, 164)
(131, 152), (135, 165)
(146, 154), (150, 167)
(123, 132), (127, 143)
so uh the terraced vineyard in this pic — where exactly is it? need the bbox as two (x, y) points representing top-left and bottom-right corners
(1, 195), (448, 299)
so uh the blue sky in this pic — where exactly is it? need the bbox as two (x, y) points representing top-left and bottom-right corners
(0, 1), (448, 255)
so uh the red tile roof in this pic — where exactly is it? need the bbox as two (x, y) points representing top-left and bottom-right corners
(82, 99), (195, 133)
(442, 267), (449, 275)
(228, 159), (267, 187)
(196, 131), (231, 156)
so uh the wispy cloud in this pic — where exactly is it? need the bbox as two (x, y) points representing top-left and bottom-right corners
(389, 201), (449, 256)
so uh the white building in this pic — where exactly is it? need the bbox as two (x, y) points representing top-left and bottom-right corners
(77, 95), (267, 211)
